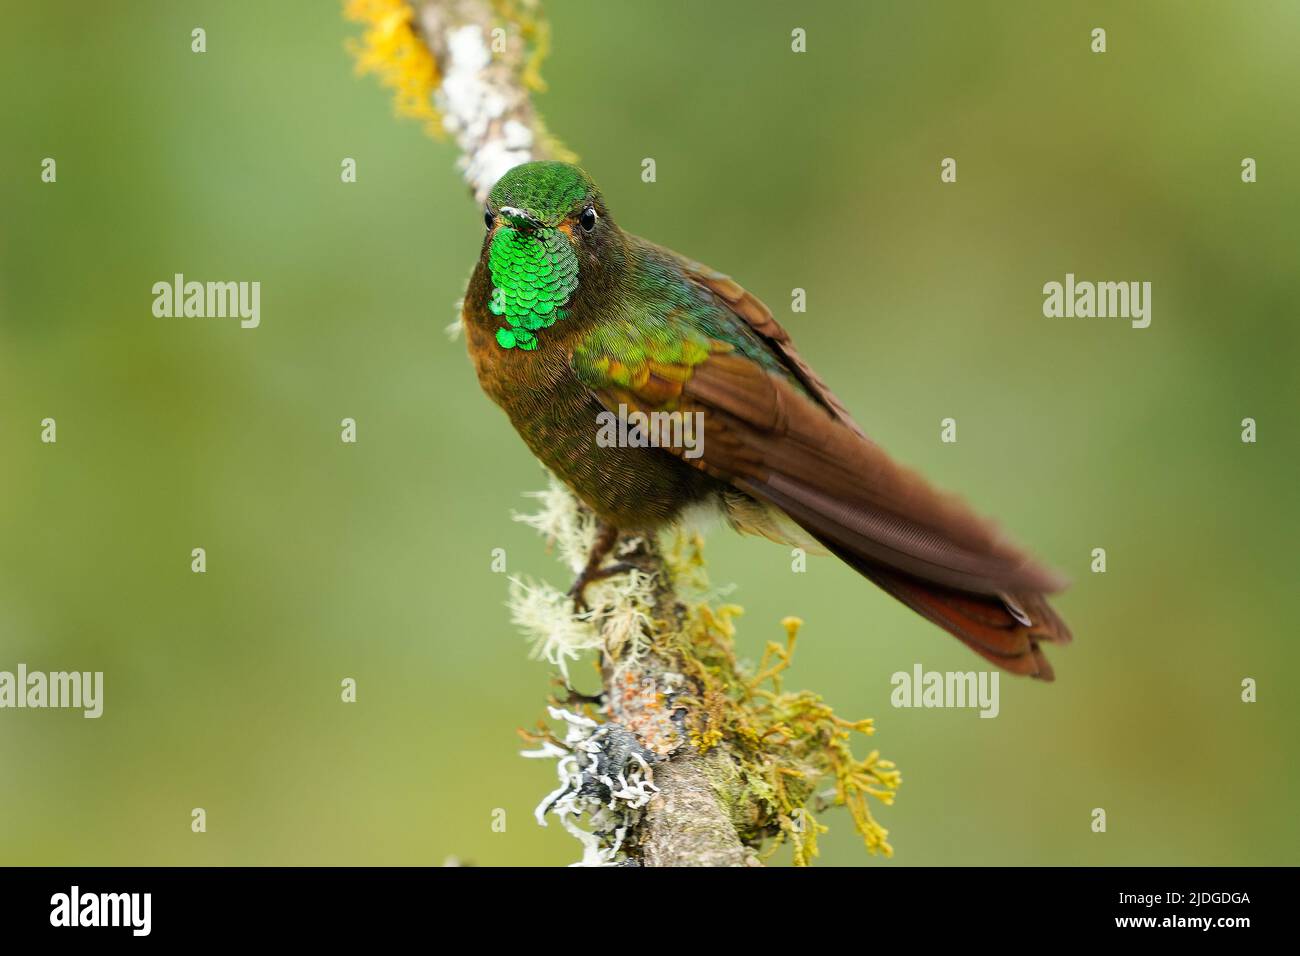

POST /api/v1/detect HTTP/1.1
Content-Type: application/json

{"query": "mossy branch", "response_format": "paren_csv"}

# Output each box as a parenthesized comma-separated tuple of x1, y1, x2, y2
(512, 479, 899, 866)
(345, 0, 572, 200)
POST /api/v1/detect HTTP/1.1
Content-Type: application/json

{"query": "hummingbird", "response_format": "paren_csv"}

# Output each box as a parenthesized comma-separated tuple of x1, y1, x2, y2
(463, 161, 1072, 679)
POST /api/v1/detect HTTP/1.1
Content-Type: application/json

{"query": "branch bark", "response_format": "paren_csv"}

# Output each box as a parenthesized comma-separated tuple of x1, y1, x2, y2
(597, 538, 760, 867)
(410, 0, 569, 200)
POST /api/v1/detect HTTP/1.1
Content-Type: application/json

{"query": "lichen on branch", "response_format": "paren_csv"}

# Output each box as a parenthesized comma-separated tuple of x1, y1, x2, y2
(344, 0, 573, 199)
(513, 476, 901, 866)
(344, 0, 443, 134)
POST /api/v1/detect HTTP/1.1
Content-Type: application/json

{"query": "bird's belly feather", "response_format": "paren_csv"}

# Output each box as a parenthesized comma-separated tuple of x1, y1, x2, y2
(468, 322, 716, 530)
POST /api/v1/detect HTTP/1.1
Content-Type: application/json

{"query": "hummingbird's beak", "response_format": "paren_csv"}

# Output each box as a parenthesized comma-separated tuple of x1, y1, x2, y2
(499, 206, 543, 231)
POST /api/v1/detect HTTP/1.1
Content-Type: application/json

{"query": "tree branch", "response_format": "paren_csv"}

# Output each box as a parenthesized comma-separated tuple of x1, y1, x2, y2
(512, 487, 760, 866)
(595, 537, 760, 867)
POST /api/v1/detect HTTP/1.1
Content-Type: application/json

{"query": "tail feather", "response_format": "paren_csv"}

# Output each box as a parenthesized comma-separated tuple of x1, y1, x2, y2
(734, 474, 1071, 680)
(849, 555, 1069, 681)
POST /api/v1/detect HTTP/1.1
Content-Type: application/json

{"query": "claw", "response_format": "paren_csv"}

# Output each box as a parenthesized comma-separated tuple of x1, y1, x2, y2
(568, 561, 638, 611)
(567, 521, 625, 611)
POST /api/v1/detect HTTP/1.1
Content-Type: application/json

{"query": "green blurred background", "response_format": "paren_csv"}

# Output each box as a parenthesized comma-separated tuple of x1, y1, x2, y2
(2, 0, 1297, 866)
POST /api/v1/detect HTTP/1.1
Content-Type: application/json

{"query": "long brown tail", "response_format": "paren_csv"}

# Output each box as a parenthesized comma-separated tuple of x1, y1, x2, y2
(734, 458, 1073, 680)
(826, 541, 1072, 680)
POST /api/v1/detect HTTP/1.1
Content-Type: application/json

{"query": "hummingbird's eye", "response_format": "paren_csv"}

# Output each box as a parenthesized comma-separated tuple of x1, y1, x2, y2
(579, 206, 597, 232)
(484, 208, 494, 229)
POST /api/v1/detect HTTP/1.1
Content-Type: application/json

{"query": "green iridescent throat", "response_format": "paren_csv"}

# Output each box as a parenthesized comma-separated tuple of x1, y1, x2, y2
(488, 227, 579, 351)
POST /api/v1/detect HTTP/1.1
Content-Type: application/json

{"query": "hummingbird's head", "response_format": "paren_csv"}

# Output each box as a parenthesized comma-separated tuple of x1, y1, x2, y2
(485, 160, 607, 235)
(479, 162, 619, 351)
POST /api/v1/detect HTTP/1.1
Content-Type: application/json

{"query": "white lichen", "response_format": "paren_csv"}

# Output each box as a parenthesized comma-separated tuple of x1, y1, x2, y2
(510, 478, 674, 864)
(599, 573, 655, 669)
(526, 706, 659, 867)
(512, 476, 596, 574)
(508, 479, 660, 686)
(508, 576, 602, 681)
(435, 23, 536, 200)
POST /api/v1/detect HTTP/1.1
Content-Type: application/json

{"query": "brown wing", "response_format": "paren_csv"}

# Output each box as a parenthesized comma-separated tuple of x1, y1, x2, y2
(657, 246, 869, 440)
(573, 266, 1072, 679)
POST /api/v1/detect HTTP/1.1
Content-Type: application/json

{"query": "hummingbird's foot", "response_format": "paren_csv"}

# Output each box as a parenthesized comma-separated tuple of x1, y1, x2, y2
(567, 561, 639, 612)
(567, 521, 634, 612)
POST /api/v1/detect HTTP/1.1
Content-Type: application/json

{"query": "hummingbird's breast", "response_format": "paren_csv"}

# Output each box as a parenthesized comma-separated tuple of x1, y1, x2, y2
(463, 264, 720, 531)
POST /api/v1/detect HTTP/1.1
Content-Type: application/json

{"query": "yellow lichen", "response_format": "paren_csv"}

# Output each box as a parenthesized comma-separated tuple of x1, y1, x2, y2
(344, 0, 443, 136)
(344, 0, 569, 150)
(492, 0, 551, 92)
(517, 510, 899, 866)
(666, 533, 902, 865)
